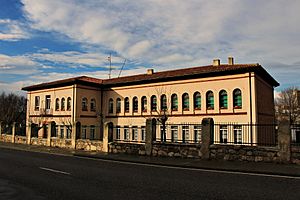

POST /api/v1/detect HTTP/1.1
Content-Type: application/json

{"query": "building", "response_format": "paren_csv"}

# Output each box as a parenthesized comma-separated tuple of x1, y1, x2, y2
(22, 57, 279, 145)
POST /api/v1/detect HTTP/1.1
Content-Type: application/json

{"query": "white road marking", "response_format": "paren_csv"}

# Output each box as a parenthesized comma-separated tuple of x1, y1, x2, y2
(74, 155, 300, 180)
(39, 167, 71, 175)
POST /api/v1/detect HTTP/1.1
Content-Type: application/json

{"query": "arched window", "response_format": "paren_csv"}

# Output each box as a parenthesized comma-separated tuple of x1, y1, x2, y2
(67, 97, 71, 111)
(193, 92, 201, 110)
(90, 98, 96, 111)
(55, 98, 59, 111)
(233, 89, 242, 108)
(206, 91, 214, 109)
(219, 90, 228, 109)
(82, 97, 88, 111)
(151, 95, 157, 111)
(133, 97, 138, 112)
(141, 96, 147, 112)
(182, 93, 189, 110)
(171, 94, 178, 111)
(108, 98, 113, 113)
(116, 98, 121, 113)
(124, 97, 129, 113)
(161, 94, 167, 111)
(61, 98, 65, 111)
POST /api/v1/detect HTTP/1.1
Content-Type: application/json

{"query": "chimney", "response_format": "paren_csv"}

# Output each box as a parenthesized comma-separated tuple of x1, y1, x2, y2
(228, 56, 234, 65)
(147, 69, 154, 75)
(213, 59, 220, 66)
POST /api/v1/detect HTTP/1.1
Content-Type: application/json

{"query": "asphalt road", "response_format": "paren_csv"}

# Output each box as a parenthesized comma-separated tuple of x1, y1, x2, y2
(0, 148, 299, 200)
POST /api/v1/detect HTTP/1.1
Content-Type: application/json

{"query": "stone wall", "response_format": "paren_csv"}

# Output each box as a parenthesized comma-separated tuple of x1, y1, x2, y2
(109, 142, 146, 155)
(76, 139, 103, 151)
(209, 145, 281, 162)
(30, 138, 47, 146)
(152, 143, 202, 158)
(291, 146, 300, 164)
(51, 138, 73, 149)
(14, 136, 27, 144)
(0, 134, 12, 143)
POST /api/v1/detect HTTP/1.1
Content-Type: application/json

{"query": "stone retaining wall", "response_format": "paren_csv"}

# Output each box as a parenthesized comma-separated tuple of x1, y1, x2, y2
(291, 146, 300, 164)
(0, 134, 12, 143)
(152, 143, 202, 158)
(76, 139, 103, 151)
(51, 138, 72, 149)
(15, 136, 27, 144)
(109, 142, 146, 155)
(30, 138, 47, 146)
(210, 145, 280, 162)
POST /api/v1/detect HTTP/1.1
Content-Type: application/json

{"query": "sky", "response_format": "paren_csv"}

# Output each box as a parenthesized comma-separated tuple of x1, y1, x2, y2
(0, 0, 299, 95)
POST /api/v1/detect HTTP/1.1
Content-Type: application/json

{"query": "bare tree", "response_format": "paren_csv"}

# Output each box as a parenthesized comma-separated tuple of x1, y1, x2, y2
(275, 86, 300, 123)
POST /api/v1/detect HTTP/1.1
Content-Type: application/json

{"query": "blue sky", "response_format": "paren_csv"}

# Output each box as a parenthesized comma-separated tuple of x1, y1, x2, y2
(0, 0, 299, 95)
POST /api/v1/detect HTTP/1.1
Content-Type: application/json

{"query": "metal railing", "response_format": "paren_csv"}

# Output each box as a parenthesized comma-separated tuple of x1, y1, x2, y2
(155, 123, 202, 144)
(112, 126, 146, 143)
(291, 123, 300, 146)
(213, 123, 278, 146)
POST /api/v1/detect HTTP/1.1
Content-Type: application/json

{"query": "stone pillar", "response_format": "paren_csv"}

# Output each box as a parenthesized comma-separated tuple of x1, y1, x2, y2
(71, 121, 78, 149)
(145, 118, 156, 156)
(47, 122, 52, 147)
(200, 118, 214, 159)
(103, 122, 110, 152)
(11, 122, 16, 143)
(26, 123, 32, 145)
(277, 120, 291, 163)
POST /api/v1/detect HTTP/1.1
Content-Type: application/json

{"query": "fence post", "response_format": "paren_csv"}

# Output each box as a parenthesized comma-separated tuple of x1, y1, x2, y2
(71, 121, 78, 149)
(26, 123, 31, 145)
(200, 118, 214, 159)
(11, 122, 16, 143)
(0, 121, 2, 140)
(103, 122, 111, 153)
(277, 120, 291, 163)
(145, 118, 156, 156)
(47, 122, 52, 147)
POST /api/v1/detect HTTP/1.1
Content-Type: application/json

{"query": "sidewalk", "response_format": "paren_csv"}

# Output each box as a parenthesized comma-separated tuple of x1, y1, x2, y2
(1, 141, 300, 177)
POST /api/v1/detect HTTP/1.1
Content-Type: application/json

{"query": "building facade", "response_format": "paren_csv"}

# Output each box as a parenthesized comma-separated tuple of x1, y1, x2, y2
(22, 58, 279, 144)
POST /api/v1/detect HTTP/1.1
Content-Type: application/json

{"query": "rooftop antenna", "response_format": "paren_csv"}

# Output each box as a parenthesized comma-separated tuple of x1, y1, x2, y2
(108, 53, 112, 79)
(118, 59, 127, 78)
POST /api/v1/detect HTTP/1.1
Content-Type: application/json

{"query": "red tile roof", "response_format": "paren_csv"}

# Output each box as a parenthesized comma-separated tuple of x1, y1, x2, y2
(22, 63, 279, 91)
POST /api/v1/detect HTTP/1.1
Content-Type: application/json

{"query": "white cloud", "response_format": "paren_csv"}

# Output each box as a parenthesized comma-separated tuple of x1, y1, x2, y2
(0, 54, 40, 74)
(0, 19, 30, 41)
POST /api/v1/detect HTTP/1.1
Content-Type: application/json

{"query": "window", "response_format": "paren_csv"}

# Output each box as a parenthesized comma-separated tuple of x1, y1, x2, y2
(67, 97, 71, 111)
(132, 126, 138, 141)
(116, 98, 121, 113)
(45, 95, 51, 110)
(233, 89, 242, 108)
(34, 96, 40, 111)
(81, 126, 87, 139)
(90, 125, 95, 140)
(141, 96, 147, 112)
(206, 91, 214, 109)
(220, 125, 228, 143)
(171, 94, 178, 111)
(141, 126, 146, 142)
(124, 126, 129, 140)
(116, 126, 121, 140)
(194, 125, 202, 143)
(234, 125, 242, 144)
(124, 97, 129, 113)
(55, 98, 59, 111)
(82, 97, 88, 111)
(60, 126, 64, 138)
(66, 125, 71, 139)
(54, 125, 59, 137)
(90, 98, 96, 112)
(133, 97, 138, 112)
(171, 126, 178, 142)
(193, 92, 201, 110)
(108, 98, 113, 113)
(61, 98, 65, 111)
(160, 94, 167, 111)
(160, 126, 166, 142)
(182, 125, 189, 143)
(182, 93, 189, 110)
(219, 90, 228, 109)
(151, 95, 157, 111)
